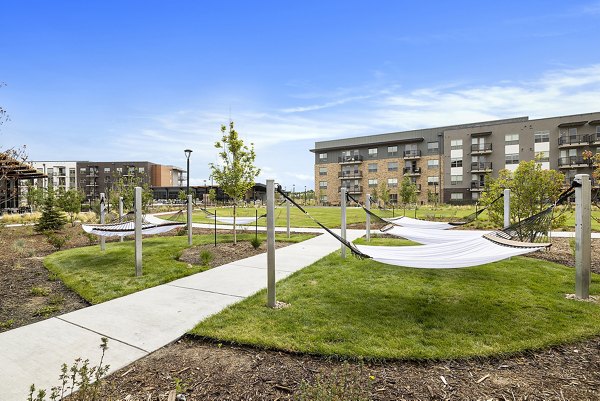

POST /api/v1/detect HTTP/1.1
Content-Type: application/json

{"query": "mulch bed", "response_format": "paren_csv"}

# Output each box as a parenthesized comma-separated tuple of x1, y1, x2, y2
(2, 224, 600, 400)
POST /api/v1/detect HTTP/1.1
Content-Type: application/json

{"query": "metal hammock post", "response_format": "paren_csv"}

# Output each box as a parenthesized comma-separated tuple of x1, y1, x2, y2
(214, 209, 217, 247)
(341, 187, 347, 259)
(266, 179, 276, 308)
(119, 196, 124, 242)
(134, 187, 142, 277)
(575, 174, 591, 299)
(100, 193, 106, 251)
(286, 197, 290, 239)
(187, 194, 193, 246)
(503, 189, 511, 229)
(366, 193, 371, 242)
(255, 209, 258, 242)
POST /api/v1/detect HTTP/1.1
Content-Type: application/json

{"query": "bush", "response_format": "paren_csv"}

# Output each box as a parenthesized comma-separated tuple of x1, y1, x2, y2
(250, 237, 262, 249)
(30, 287, 50, 297)
(199, 250, 213, 266)
(35, 190, 67, 232)
(45, 232, 70, 250)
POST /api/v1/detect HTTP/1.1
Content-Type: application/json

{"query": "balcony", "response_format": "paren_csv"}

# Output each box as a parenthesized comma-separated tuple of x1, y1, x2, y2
(86, 172, 99, 177)
(558, 134, 590, 147)
(403, 166, 422, 176)
(415, 184, 422, 192)
(338, 155, 363, 164)
(338, 185, 363, 194)
(593, 132, 600, 145)
(470, 181, 485, 191)
(471, 162, 493, 172)
(338, 171, 363, 179)
(470, 143, 493, 154)
(558, 156, 592, 168)
(403, 150, 422, 159)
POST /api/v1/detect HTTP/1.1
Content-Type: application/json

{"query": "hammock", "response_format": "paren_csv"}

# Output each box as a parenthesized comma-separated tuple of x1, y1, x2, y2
(355, 234, 550, 269)
(82, 211, 185, 237)
(199, 207, 266, 225)
(346, 192, 504, 230)
(382, 225, 492, 245)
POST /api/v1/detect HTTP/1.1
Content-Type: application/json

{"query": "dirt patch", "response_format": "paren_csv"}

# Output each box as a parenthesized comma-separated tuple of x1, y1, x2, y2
(530, 237, 600, 274)
(179, 240, 294, 268)
(4, 225, 600, 400)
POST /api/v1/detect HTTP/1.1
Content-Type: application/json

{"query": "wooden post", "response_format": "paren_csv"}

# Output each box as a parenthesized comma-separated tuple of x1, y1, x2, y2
(100, 193, 106, 251)
(503, 189, 511, 229)
(134, 187, 142, 277)
(266, 180, 276, 308)
(341, 187, 347, 259)
(575, 174, 591, 299)
(286, 198, 291, 239)
(187, 194, 193, 246)
(119, 196, 124, 242)
(366, 193, 371, 242)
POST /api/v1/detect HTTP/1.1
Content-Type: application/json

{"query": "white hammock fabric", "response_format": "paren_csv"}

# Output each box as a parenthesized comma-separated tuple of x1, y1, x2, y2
(383, 226, 492, 245)
(211, 216, 261, 225)
(384, 216, 455, 230)
(356, 235, 548, 269)
(83, 216, 185, 237)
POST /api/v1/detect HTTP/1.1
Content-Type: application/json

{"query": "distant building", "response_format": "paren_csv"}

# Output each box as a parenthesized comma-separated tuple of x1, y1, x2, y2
(312, 111, 600, 205)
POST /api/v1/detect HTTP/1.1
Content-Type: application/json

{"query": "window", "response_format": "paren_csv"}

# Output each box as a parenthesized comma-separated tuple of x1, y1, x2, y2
(389, 194, 398, 204)
(505, 134, 519, 145)
(387, 146, 398, 156)
(451, 175, 463, 185)
(387, 178, 398, 188)
(104, 167, 111, 173)
(427, 176, 439, 185)
(367, 163, 378, 173)
(69, 168, 75, 176)
(319, 181, 328, 189)
(387, 162, 398, 171)
(450, 139, 462, 150)
(450, 193, 464, 200)
(568, 127, 577, 137)
(319, 153, 327, 161)
(319, 167, 327, 176)
(47, 168, 53, 177)
(320, 195, 328, 203)
(427, 141, 439, 154)
(472, 192, 480, 200)
(536, 151, 550, 162)
(534, 131, 550, 143)
(139, 167, 145, 173)
(427, 159, 439, 169)
(505, 153, 519, 165)
(368, 179, 378, 187)
(79, 168, 86, 174)
(368, 148, 378, 157)
(450, 158, 462, 168)
(596, 126, 600, 134)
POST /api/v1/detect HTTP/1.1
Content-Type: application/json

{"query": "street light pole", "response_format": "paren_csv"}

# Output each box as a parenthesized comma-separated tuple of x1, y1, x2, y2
(184, 149, 193, 197)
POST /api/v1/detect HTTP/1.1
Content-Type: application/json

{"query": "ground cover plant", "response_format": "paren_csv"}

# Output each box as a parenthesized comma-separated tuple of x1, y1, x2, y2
(191, 237, 600, 360)
(44, 232, 313, 304)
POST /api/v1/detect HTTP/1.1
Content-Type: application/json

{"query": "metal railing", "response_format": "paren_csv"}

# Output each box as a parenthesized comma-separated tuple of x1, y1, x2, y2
(471, 161, 492, 171)
(338, 155, 364, 163)
(470, 143, 492, 152)
(558, 134, 591, 146)
(338, 171, 362, 178)
(557, 156, 592, 167)
(403, 167, 422, 174)
(471, 181, 485, 189)
(338, 185, 363, 194)
(403, 150, 422, 158)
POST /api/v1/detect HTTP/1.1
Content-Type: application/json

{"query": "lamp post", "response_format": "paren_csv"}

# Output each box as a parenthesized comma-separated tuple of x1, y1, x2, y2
(184, 149, 193, 196)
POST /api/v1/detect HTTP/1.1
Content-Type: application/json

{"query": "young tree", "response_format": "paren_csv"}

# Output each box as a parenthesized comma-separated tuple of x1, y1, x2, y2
(35, 188, 67, 232)
(209, 121, 260, 244)
(25, 183, 45, 212)
(370, 186, 378, 208)
(378, 182, 390, 209)
(177, 189, 187, 203)
(480, 160, 566, 238)
(208, 188, 217, 205)
(57, 188, 85, 226)
(399, 177, 418, 215)
(109, 174, 153, 214)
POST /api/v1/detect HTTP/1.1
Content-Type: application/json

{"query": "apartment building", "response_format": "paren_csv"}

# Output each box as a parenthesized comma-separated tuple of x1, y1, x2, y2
(312, 112, 600, 205)
(30, 161, 185, 201)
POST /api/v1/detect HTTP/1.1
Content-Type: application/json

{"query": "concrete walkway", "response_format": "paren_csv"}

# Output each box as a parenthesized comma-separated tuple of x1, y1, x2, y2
(0, 228, 363, 401)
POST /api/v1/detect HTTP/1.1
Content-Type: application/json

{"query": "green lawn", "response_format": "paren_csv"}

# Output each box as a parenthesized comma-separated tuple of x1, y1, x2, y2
(190, 237, 600, 360)
(164, 205, 600, 231)
(44, 233, 312, 304)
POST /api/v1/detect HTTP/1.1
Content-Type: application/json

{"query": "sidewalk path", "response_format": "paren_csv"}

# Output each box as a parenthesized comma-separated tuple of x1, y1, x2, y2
(0, 228, 363, 401)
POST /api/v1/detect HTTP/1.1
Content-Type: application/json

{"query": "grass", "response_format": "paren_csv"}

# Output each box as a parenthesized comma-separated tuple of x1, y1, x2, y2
(190, 238, 600, 360)
(44, 233, 313, 304)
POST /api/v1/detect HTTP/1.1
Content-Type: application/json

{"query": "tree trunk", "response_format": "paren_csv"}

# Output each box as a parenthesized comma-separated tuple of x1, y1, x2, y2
(233, 202, 237, 244)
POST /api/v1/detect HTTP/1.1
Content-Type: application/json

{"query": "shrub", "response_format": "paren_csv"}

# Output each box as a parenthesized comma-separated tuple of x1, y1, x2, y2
(31, 287, 51, 297)
(84, 232, 97, 245)
(199, 250, 213, 266)
(28, 338, 109, 401)
(35, 190, 67, 232)
(250, 237, 262, 249)
(294, 362, 371, 401)
(45, 232, 70, 250)
(0, 319, 14, 330)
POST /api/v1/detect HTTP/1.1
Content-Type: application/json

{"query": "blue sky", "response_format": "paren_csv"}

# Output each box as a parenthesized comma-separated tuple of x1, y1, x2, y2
(2, 1, 600, 189)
